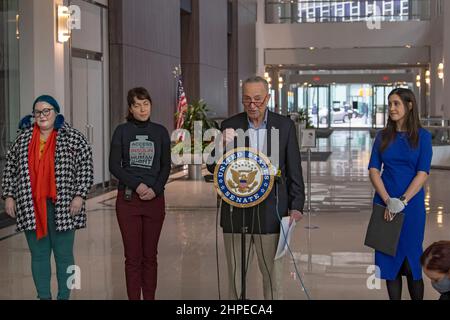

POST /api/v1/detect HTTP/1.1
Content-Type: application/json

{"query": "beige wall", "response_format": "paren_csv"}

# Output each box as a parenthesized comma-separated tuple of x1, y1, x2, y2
(109, 0, 258, 130)
(198, 0, 228, 119)
(19, 0, 69, 116)
(181, 0, 228, 119)
(109, 0, 181, 133)
(237, 0, 257, 114)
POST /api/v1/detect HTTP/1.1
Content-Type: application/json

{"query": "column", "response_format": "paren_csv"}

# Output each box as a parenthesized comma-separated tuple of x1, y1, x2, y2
(256, 0, 266, 76)
(274, 69, 280, 113)
(420, 68, 427, 118)
(430, 45, 444, 117)
(443, 0, 450, 118)
(19, 0, 68, 116)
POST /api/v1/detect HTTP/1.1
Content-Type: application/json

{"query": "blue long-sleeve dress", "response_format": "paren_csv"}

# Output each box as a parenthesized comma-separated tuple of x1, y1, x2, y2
(368, 128, 433, 280)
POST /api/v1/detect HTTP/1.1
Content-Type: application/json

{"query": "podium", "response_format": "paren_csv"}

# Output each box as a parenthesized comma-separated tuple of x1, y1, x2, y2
(214, 147, 275, 300)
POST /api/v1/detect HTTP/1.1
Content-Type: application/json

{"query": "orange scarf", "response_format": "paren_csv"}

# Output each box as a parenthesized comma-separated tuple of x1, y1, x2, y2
(28, 124, 58, 240)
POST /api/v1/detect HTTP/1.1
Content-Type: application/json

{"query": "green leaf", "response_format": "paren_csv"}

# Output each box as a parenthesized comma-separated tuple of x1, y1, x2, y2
(175, 99, 219, 153)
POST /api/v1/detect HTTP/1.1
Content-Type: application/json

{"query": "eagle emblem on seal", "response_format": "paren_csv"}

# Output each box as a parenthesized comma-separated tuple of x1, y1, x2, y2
(228, 169, 258, 194)
(214, 148, 275, 208)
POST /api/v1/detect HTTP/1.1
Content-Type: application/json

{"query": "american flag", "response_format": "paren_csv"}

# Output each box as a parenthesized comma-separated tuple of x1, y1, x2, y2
(175, 77, 188, 131)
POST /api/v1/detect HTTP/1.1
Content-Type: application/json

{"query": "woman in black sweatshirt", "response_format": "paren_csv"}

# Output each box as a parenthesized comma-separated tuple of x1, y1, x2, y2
(109, 87, 171, 300)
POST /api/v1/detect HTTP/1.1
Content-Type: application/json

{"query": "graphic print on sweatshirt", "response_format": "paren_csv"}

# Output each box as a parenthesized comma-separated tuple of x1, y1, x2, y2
(129, 135, 155, 169)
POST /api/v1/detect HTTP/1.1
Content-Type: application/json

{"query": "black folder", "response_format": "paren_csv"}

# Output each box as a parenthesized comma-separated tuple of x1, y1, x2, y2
(364, 203, 405, 257)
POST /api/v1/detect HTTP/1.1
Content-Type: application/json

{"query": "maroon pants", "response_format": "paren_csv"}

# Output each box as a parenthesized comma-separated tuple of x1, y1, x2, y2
(116, 190, 165, 300)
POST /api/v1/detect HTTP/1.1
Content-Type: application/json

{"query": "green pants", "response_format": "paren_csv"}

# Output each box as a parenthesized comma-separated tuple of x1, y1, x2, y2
(25, 200, 75, 300)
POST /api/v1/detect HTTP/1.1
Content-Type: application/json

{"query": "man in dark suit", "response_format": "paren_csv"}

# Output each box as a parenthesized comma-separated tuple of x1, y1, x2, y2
(207, 76, 305, 300)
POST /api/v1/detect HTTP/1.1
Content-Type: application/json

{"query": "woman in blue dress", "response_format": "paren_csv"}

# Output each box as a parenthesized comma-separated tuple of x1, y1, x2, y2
(368, 88, 433, 300)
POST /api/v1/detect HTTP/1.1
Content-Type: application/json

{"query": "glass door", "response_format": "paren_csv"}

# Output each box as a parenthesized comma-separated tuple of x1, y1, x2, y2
(0, 0, 20, 160)
(70, 0, 108, 186)
(372, 85, 394, 128)
(268, 88, 276, 112)
(0, 0, 20, 222)
(72, 56, 105, 185)
(307, 85, 330, 128)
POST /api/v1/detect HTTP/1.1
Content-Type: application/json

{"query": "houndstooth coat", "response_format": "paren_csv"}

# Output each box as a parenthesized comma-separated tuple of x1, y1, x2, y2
(1, 123, 94, 232)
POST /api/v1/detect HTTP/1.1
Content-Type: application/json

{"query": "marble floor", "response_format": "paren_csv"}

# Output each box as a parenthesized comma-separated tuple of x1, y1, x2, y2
(0, 130, 449, 300)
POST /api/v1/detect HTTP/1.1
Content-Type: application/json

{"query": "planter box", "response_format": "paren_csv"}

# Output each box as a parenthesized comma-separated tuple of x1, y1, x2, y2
(188, 164, 203, 180)
(315, 128, 333, 139)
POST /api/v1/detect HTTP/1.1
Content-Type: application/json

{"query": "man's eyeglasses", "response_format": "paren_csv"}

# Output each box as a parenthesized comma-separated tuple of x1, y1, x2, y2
(242, 95, 268, 108)
(33, 108, 54, 118)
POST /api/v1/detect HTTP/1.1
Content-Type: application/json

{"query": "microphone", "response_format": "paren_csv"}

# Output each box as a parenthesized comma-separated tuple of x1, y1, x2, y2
(274, 169, 283, 184)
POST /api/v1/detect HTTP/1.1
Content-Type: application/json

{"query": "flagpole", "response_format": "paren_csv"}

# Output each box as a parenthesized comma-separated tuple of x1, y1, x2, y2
(173, 65, 181, 123)
(173, 64, 187, 141)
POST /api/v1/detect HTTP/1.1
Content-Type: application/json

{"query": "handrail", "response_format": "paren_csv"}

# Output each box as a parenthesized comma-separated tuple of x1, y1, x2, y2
(423, 125, 450, 129)
(421, 118, 450, 127)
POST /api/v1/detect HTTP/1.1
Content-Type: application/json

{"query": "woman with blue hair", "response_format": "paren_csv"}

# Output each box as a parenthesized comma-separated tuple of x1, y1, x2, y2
(1, 95, 94, 300)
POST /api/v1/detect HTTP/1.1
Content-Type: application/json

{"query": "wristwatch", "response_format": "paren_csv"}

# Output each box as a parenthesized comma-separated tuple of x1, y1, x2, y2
(399, 195, 408, 206)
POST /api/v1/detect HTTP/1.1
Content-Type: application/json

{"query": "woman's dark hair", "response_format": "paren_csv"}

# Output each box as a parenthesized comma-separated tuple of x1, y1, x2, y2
(126, 87, 153, 121)
(421, 241, 450, 274)
(380, 88, 421, 152)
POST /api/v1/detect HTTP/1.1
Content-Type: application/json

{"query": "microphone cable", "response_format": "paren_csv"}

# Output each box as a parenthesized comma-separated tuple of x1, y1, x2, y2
(229, 206, 240, 299)
(274, 179, 312, 300)
(243, 208, 257, 289)
(216, 198, 222, 300)
(256, 203, 274, 300)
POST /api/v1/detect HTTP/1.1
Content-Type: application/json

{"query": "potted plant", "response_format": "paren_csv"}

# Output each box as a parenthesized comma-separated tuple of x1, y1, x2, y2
(298, 109, 313, 129)
(173, 99, 219, 180)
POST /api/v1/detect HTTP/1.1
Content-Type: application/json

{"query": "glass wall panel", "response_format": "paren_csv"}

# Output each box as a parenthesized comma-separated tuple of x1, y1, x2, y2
(0, 0, 20, 217)
(0, 0, 20, 163)
(266, 0, 430, 24)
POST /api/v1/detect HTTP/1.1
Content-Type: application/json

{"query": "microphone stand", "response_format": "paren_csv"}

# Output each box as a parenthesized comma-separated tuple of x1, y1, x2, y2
(241, 209, 248, 300)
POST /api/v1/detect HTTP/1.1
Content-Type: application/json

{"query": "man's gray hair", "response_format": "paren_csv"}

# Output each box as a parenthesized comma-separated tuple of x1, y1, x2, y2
(242, 76, 269, 92)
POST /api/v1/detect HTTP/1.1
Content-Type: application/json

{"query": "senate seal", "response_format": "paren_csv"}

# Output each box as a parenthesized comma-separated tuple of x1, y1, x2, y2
(214, 147, 275, 208)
